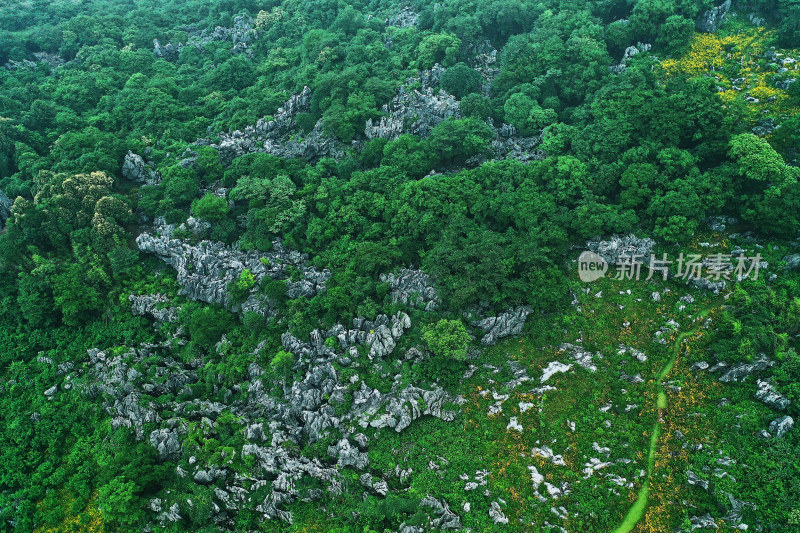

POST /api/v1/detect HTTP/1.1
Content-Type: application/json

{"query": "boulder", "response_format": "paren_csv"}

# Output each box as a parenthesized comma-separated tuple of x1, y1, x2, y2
(489, 501, 509, 524)
(122, 151, 161, 185)
(769, 415, 794, 437)
(755, 379, 790, 410)
(784, 254, 800, 270)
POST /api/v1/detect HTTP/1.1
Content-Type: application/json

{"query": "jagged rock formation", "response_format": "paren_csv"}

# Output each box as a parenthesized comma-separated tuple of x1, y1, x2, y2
(129, 293, 179, 323)
(697, 0, 731, 33)
(74, 296, 461, 528)
(136, 230, 329, 316)
(122, 151, 162, 185)
(783, 253, 800, 270)
(473, 306, 532, 345)
(364, 65, 543, 163)
(386, 6, 418, 28)
(717, 354, 773, 382)
(752, 117, 779, 137)
(205, 86, 343, 165)
(380, 268, 440, 311)
(364, 66, 459, 140)
(489, 501, 509, 524)
(154, 15, 257, 60)
(468, 40, 499, 92)
(755, 379, 790, 410)
(153, 39, 183, 61)
(417, 496, 462, 529)
(0, 189, 11, 228)
(190, 14, 257, 55)
(4, 51, 65, 71)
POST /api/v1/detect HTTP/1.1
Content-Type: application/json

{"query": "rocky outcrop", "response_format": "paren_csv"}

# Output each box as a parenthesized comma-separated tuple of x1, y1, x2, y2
(4, 52, 66, 71)
(769, 415, 793, 437)
(365, 69, 459, 140)
(690, 513, 718, 529)
(489, 501, 509, 524)
(752, 117, 778, 137)
(755, 379, 790, 410)
(610, 42, 651, 74)
(207, 87, 343, 165)
(122, 151, 161, 186)
(75, 287, 464, 528)
(352, 382, 460, 432)
(150, 428, 183, 461)
(191, 14, 257, 55)
(154, 15, 257, 60)
(386, 7, 418, 28)
(136, 231, 329, 315)
(697, 0, 731, 33)
(717, 354, 773, 382)
(380, 268, 440, 311)
(419, 496, 462, 529)
(586, 234, 655, 265)
(0, 189, 11, 228)
(783, 253, 800, 270)
(153, 39, 183, 61)
(129, 293, 179, 323)
(473, 306, 532, 345)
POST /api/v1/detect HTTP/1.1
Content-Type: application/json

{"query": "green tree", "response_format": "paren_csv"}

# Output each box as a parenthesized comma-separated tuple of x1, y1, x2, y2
(422, 319, 471, 361)
(191, 193, 229, 221)
(440, 63, 482, 99)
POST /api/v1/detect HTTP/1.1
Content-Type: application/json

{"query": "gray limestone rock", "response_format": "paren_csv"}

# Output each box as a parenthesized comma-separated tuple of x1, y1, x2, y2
(380, 269, 440, 311)
(769, 415, 794, 437)
(474, 306, 532, 345)
(129, 293, 179, 323)
(419, 496, 462, 529)
(697, 0, 731, 33)
(150, 428, 183, 461)
(784, 253, 800, 270)
(687, 470, 709, 490)
(122, 151, 161, 185)
(755, 379, 790, 410)
(136, 231, 329, 316)
(489, 501, 509, 524)
(690, 513, 718, 529)
(718, 354, 773, 382)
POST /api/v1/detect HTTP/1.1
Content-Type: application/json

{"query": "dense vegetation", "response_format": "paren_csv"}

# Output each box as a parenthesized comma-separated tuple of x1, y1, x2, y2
(0, 0, 799, 531)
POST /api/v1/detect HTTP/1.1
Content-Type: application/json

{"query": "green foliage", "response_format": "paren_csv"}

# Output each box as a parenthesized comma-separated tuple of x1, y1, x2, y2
(422, 318, 471, 362)
(191, 193, 229, 221)
(2, 1, 800, 530)
(188, 305, 233, 348)
(440, 62, 482, 98)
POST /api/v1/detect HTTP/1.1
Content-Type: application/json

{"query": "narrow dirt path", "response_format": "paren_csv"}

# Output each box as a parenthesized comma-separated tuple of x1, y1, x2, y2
(612, 305, 717, 533)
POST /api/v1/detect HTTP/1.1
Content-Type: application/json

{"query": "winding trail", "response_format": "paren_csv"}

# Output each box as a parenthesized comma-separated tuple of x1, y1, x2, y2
(612, 305, 717, 533)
